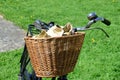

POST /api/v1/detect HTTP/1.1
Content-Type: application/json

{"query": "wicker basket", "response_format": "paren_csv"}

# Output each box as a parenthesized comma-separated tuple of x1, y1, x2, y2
(24, 32, 85, 77)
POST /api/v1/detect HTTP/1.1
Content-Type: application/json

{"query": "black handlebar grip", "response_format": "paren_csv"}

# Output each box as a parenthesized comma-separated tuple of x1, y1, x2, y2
(102, 18, 111, 26)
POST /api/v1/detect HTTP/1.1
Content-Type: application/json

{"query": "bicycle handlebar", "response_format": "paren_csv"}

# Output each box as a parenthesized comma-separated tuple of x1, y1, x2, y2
(87, 12, 111, 26)
(72, 12, 111, 37)
(28, 12, 111, 37)
(74, 17, 111, 30)
(72, 17, 111, 37)
(101, 18, 111, 26)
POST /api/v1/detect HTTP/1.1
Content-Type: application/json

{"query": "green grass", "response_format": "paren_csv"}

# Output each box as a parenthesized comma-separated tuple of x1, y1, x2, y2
(0, 49, 22, 80)
(0, 0, 120, 80)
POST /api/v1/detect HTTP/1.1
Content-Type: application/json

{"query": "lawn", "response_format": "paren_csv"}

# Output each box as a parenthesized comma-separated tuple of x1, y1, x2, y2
(0, 0, 120, 80)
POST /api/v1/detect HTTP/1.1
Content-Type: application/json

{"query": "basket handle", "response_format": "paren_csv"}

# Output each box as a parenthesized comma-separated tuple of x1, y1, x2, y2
(26, 24, 34, 36)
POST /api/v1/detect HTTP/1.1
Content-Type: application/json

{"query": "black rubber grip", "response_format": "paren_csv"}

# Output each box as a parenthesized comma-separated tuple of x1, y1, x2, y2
(102, 18, 111, 26)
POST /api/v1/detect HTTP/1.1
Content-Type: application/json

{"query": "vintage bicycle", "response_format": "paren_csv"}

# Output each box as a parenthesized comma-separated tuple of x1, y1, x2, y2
(18, 12, 111, 80)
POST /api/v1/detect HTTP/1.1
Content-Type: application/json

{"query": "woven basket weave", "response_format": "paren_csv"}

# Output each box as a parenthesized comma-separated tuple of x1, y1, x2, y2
(24, 32, 85, 77)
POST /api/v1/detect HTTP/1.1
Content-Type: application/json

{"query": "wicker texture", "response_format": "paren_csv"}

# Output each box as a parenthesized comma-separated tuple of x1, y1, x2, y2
(24, 32, 85, 77)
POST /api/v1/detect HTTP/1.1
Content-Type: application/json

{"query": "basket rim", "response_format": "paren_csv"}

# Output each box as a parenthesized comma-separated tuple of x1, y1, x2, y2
(24, 32, 85, 40)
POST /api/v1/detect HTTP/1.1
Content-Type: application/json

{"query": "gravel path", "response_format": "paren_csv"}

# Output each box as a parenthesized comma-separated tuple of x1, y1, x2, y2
(0, 16, 26, 52)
